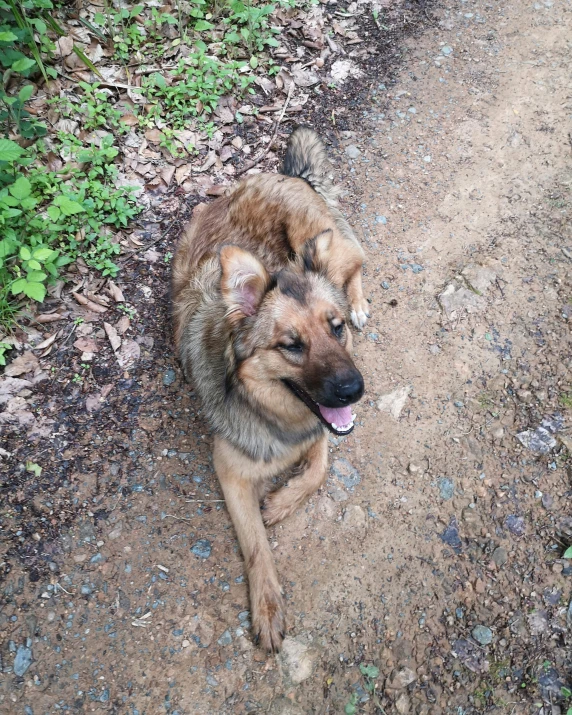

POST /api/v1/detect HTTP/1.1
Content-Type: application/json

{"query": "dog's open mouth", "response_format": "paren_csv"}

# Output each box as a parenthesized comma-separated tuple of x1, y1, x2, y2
(282, 380, 356, 436)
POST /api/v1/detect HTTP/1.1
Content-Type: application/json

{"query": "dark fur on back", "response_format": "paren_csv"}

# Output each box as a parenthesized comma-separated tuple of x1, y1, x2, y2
(281, 126, 340, 206)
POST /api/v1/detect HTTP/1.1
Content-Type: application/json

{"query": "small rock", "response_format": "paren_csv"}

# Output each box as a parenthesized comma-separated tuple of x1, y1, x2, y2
(441, 45, 453, 55)
(327, 487, 348, 503)
(342, 505, 366, 529)
(438, 477, 454, 500)
(345, 145, 361, 159)
(377, 385, 411, 419)
(492, 546, 508, 567)
(505, 515, 526, 537)
(440, 516, 462, 554)
(279, 637, 319, 684)
(527, 609, 549, 636)
(395, 693, 411, 714)
(14, 645, 33, 676)
(381, 281, 390, 289)
(387, 667, 416, 690)
(217, 629, 232, 647)
(331, 458, 360, 489)
(191, 539, 212, 559)
(541, 493, 554, 510)
(163, 368, 176, 386)
(472, 625, 493, 646)
(375, 215, 387, 225)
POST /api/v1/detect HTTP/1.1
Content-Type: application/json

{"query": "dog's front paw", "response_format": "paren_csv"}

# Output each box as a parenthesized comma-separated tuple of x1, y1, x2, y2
(262, 490, 298, 527)
(350, 299, 370, 330)
(251, 580, 286, 653)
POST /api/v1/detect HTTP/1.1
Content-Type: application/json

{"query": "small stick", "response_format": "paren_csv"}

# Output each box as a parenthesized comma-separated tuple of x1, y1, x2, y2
(163, 513, 193, 522)
(185, 499, 225, 503)
(236, 82, 295, 176)
(121, 217, 179, 266)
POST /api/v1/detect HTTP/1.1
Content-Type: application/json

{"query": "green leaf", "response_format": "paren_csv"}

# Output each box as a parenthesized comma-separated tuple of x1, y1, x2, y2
(564, 546, 572, 559)
(9, 176, 31, 200)
(72, 45, 103, 78)
(33, 247, 56, 261)
(0, 138, 23, 162)
(18, 84, 34, 103)
(19, 245, 31, 261)
(0, 31, 18, 42)
(23, 281, 46, 301)
(11, 278, 27, 295)
(0, 238, 18, 258)
(53, 195, 85, 216)
(249, 56, 258, 69)
(195, 20, 214, 31)
(26, 270, 47, 282)
(26, 461, 42, 476)
(47, 205, 60, 221)
(11, 57, 36, 73)
(359, 664, 380, 679)
(130, 4, 144, 16)
(27, 259, 42, 270)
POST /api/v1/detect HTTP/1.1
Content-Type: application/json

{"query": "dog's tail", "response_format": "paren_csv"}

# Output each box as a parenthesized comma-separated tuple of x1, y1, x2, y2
(282, 126, 340, 206)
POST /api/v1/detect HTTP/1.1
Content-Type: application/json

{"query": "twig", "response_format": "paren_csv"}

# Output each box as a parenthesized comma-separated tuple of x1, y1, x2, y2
(185, 499, 225, 503)
(163, 513, 193, 522)
(236, 83, 295, 176)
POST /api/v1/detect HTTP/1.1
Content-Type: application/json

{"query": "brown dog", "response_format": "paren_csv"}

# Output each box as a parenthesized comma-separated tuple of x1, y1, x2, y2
(171, 127, 368, 651)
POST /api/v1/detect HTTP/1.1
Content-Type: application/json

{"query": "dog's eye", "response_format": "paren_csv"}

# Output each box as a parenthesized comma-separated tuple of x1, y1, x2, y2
(332, 322, 345, 338)
(280, 342, 304, 353)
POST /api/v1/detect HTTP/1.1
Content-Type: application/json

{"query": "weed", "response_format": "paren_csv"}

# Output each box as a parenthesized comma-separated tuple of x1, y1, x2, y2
(344, 663, 381, 713)
(0, 134, 140, 330)
(142, 44, 254, 129)
(78, 82, 128, 134)
(72, 373, 83, 384)
(118, 304, 136, 319)
(560, 392, 572, 409)
(0, 339, 13, 365)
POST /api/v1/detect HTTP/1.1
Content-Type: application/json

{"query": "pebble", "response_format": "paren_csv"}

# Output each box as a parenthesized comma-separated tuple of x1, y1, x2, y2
(440, 516, 462, 554)
(441, 45, 453, 55)
(162, 368, 176, 386)
(217, 630, 232, 647)
(14, 644, 33, 676)
(387, 666, 416, 690)
(472, 625, 493, 645)
(330, 458, 361, 489)
(492, 546, 508, 567)
(541, 493, 554, 510)
(438, 477, 454, 500)
(423, 155, 432, 163)
(191, 539, 212, 559)
(375, 215, 387, 224)
(381, 281, 390, 289)
(342, 505, 366, 530)
(345, 145, 361, 159)
(279, 637, 319, 684)
(505, 515, 526, 536)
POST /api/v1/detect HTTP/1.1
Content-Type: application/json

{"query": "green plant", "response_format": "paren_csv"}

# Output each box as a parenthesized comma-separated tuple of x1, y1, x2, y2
(142, 43, 254, 128)
(118, 303, 136, 319)
(93, 3, 146, 60)
(78, 82, 127, 133)
(0, 135, 140, 329)
(344, 693, 359, 715)
(223, 0, 279, 53)
(560, 392, 572, 409)
(0, 339, 13, 365)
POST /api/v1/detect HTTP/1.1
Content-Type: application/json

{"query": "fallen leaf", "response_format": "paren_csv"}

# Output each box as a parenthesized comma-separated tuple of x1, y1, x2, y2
(33, 333, 58, 351)
(145, 128, 165, 143)
(73, 292, 107, 314)
(120, 113, 139, 127)
(104, 322, 122, 352)
(115, 316, 130, 335)
(35, 312, 65, 323)
(4, 351, 39, 377)
(175, 164, 192, 184)
(85, 394, 103, 413)
(85, 291, 110, 307)
(0, 377, 32, 405)
(106, 280, 125, 302)
(116, 339, 140, 369)
(55, 36, 74, 57)
(161, 165, 176, 186)
(26, 461, 42, 477)
(73, 337, 99, 353)
(292, 68, 321, 87)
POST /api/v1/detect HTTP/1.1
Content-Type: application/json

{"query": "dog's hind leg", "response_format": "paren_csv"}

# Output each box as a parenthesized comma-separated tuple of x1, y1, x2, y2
(262, 434, 328, 527)
(213, 436, 285, 652)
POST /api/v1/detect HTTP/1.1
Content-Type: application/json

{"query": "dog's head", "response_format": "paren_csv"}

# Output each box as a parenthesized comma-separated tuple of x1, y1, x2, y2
(219, 240, 364, 436)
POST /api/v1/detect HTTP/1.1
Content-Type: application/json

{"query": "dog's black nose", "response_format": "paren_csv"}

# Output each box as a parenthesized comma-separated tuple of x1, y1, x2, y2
(333, 373, 364, 405)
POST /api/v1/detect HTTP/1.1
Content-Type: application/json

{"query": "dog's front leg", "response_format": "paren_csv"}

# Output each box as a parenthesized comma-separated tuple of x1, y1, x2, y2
(213, 436, 285, 652)
(263, 433, 328, 526)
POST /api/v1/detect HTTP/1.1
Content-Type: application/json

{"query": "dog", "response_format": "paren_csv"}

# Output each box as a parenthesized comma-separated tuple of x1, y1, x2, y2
(171, 127, 368, 651)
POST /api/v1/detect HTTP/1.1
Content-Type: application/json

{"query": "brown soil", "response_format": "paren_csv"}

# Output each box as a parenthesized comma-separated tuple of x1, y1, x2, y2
(1, 0, 572, 713)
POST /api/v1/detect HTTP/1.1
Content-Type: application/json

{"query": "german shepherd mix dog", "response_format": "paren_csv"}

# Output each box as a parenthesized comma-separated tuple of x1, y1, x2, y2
(172, 127, 368, 652)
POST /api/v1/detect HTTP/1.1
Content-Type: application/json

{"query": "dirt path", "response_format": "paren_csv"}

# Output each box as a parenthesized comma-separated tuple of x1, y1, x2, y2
(2, 0, 572, 713)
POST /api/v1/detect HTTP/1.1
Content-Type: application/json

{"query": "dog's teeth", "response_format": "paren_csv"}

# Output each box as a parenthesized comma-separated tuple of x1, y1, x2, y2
(351, 413, 356, 421)
(332, 423, 338, 429)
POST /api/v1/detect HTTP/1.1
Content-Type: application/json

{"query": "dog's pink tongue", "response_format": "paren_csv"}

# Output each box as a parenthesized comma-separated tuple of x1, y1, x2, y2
(318, 405, 352, 427)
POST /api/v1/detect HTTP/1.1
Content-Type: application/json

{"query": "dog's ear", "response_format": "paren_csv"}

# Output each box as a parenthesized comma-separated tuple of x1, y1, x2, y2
(301, 229, 332, 274)
(220, 245, 271, 321)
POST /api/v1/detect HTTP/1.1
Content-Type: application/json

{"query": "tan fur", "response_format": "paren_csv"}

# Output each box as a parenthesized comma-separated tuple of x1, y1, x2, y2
(171, 129, 367, 651)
